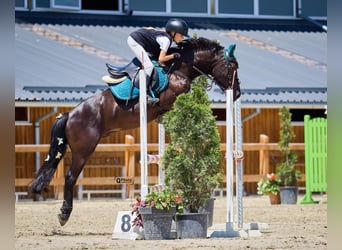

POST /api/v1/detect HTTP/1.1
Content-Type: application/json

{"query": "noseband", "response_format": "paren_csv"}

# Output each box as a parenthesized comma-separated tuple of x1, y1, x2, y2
(223, 46, 239, 90)
(224, 60, 239, 92)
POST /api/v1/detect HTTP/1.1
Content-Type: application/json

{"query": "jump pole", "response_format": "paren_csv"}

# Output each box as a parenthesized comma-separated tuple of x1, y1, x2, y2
(139, 61, 165, 198)
(158, 123, 165, 185)
(235, 96, 244, 229)
(211, 89, 248, 237)
(226, 89, 235, 232)
(234, 94, 265, 236)
(211, 87, 265, 237)
(139, 69, 148, 199)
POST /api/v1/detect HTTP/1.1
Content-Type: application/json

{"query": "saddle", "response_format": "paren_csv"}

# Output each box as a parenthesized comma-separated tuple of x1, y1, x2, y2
(103, 57, 161, 91)
(102, 58, 170, 106)
(103, 58, 141, 87)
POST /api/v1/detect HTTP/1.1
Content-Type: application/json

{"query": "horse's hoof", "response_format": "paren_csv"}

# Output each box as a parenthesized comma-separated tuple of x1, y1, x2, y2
(28, 183, 40, 194)
(33, 194, 45, 202)
(58, 213, 69, 226)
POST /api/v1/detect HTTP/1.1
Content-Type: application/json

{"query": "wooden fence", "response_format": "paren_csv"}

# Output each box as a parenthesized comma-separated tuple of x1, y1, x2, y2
(15, 134, 305, 200)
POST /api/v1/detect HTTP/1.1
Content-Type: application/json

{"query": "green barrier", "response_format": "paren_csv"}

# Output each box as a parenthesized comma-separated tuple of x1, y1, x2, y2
(300, 115, 327, 204)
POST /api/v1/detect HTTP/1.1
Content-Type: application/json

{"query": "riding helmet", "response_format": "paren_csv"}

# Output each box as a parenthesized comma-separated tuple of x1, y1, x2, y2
(165, 18, 189, 37)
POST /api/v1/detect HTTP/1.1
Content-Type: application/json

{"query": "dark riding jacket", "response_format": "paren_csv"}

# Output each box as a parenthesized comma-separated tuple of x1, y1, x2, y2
(130, 28, 172, 59)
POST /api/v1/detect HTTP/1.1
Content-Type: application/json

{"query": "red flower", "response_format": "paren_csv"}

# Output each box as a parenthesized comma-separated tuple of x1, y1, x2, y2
(267, 173, 276, 181)
(176, 196, 182, 203)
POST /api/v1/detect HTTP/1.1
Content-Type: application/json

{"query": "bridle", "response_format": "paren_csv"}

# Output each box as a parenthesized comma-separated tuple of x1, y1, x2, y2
(191, 47, 238, 92)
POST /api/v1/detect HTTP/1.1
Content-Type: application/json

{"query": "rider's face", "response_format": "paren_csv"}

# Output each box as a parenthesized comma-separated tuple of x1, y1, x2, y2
(173, 33, 184, 43)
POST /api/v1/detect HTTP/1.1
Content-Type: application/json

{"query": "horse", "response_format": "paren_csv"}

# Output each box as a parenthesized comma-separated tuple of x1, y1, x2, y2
(29, 37, 241, 226)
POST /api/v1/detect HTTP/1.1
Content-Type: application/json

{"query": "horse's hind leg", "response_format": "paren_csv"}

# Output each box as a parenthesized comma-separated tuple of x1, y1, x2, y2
(58, 123, 100, 226)
(58, 152, 91, 226)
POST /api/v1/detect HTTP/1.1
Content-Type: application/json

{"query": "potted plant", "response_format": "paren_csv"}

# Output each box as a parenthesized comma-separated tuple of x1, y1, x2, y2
(257, 173, 281, 204)
(131, 185, 183, 240)
(275, 106, 301, 204)
(161, 76, 223, 238)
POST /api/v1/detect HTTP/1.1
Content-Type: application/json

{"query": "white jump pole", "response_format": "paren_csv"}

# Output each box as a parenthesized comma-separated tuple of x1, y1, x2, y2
(211, 89, 248, 237)
(226, 89, 234, 231)
(158, 123, 165, 185)
(139, 69, 148, 199)
(235, 97, 244, 229)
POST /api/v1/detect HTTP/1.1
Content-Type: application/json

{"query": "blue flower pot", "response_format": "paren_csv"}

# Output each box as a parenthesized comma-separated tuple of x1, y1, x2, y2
(280, 186, 298, 204)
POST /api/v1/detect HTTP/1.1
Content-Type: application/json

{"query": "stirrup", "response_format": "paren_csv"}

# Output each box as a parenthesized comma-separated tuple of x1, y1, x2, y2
(147, 95, 159, 104)
(147, 89, 159, 104)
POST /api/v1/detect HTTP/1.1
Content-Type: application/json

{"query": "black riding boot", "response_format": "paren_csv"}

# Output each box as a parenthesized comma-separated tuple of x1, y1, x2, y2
(146, 69, 159, 104)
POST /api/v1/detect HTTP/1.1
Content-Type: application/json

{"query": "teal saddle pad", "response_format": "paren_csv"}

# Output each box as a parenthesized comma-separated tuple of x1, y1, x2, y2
(108, 66, 169, 101)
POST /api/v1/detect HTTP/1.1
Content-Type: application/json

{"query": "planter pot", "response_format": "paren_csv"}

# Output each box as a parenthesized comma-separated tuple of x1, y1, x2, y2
(198, 198, 215, 227)
(175, 213, 208, 239)
(139, 207, 176, 240)
(268, 193, 281, 205)
(280, 186, 298, 204)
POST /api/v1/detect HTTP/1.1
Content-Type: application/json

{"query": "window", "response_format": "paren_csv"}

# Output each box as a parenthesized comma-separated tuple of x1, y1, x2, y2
(129, 0, 166, 12)
(217, 0, 254, 15)
(259, 0, 294, 16)
(15, 107, 30, 124)
(15, 0, 27, 8)
(35, 0, 50, 8)
(290, 108, 326, 124)
(82, 0, 119, 11)
(51, 0, 81, 10)
(212, 108, 226, 122)
(172, 0, 208, 14)
(301, 0, 327, 17)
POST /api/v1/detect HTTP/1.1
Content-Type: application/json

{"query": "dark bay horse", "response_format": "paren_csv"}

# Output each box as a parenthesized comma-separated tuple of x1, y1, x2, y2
(29, 37, 241, 226)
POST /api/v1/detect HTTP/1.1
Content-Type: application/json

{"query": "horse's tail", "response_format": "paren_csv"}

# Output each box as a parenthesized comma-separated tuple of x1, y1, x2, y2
(29, 112, 69, 194)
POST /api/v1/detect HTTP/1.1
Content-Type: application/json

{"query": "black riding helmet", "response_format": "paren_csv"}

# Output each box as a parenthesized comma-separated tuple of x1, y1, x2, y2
(165, 18, 189, 37)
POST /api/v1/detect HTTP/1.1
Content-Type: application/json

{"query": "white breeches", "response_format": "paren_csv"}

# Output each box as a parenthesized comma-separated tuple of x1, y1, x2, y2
(127, 36, 154, 77)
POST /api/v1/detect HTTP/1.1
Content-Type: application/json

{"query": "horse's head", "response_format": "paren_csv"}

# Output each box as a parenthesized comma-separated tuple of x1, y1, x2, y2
(212, 43, 241, 101)
(168, 38, 241, 101)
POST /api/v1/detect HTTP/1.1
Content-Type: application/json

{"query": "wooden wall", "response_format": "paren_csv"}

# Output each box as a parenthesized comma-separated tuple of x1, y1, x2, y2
(15, 106, 305, 197)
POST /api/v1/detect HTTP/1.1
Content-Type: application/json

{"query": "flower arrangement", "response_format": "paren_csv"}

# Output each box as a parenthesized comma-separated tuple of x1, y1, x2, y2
(257, 173, 280, 195)
(131, 185, 183, 227)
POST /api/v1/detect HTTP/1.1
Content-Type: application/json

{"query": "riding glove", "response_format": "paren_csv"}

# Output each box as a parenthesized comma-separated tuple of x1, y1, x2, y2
(173, 53, 181, 59)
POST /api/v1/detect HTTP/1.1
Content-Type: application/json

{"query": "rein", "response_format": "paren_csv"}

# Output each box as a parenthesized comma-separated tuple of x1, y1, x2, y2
(192, 65, 215, 90)
(173, 70, 191, 82)
(192, 65, 214, 82)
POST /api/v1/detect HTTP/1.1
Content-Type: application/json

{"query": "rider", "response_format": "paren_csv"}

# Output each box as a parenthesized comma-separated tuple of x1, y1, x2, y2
(127, 18, 189, 103)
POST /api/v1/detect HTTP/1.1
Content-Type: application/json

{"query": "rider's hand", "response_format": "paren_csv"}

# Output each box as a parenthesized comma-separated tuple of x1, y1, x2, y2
(158, 62, 166, 67)
(173, 53, 181, 60)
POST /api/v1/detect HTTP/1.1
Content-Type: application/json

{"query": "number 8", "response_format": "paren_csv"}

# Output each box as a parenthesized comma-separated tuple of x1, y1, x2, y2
(121, 214, 131, 232)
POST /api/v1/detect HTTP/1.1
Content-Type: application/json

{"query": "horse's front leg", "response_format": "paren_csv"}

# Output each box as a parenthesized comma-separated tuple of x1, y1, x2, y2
(58, 164, 83, 226)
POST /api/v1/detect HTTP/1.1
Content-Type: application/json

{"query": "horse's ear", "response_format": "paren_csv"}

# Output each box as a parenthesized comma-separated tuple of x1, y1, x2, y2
(224, 44, 238, 68)
(225, 44, 236, 60)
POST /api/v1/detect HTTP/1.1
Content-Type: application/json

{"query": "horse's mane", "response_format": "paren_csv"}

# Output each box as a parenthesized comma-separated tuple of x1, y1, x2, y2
(179, 37, 224, 53)
(166, 37, 224, 71)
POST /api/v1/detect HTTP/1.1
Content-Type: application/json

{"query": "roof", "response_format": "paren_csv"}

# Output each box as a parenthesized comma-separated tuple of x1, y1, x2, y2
(15, 13, 327, 108)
